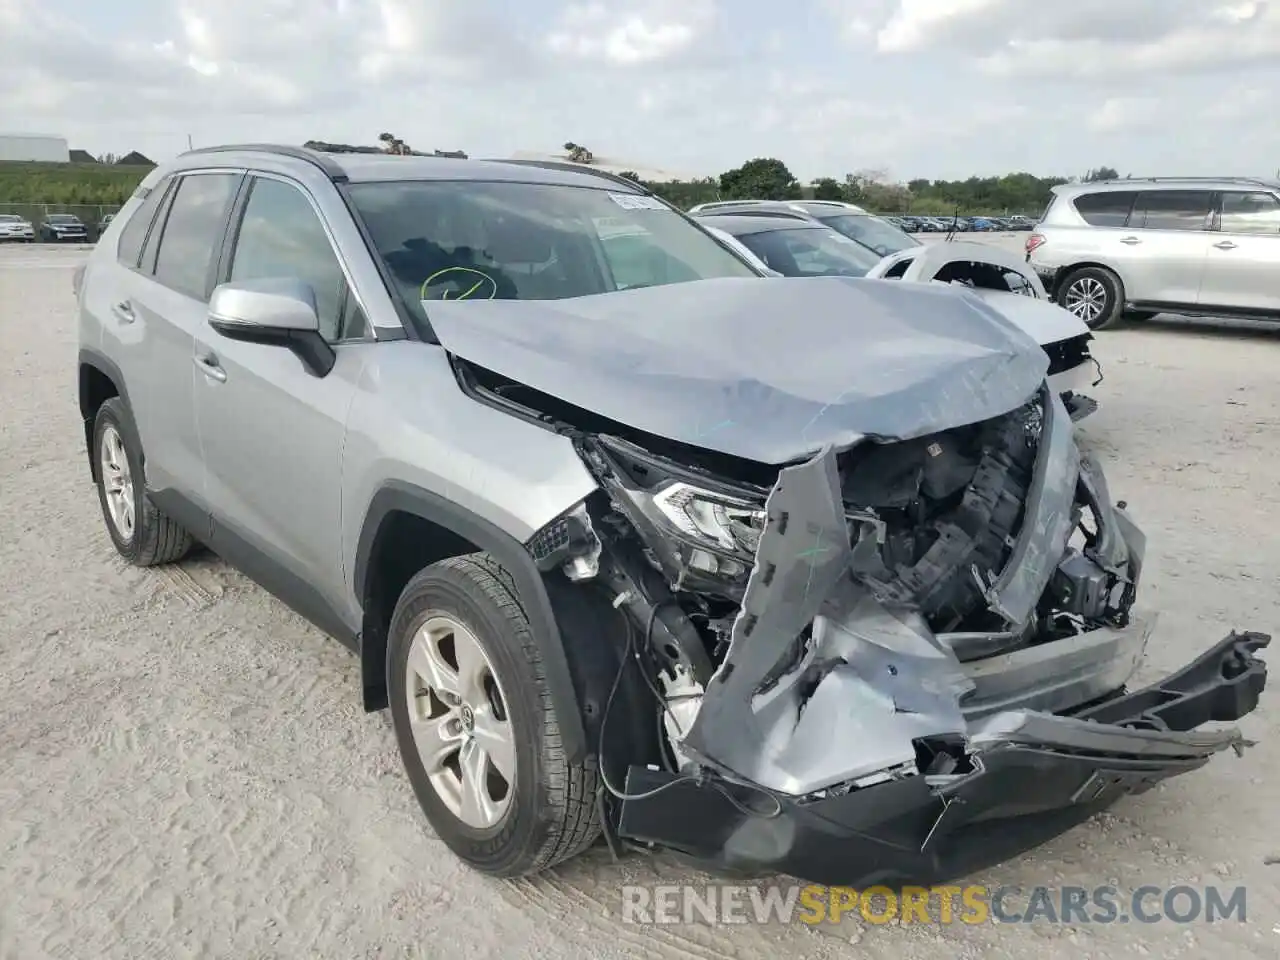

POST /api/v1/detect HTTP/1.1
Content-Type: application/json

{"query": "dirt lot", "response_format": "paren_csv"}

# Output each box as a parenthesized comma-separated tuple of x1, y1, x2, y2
(1, 243, 1278, 959)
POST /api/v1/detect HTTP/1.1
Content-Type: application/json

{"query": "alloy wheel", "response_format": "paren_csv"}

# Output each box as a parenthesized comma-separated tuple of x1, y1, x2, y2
(405, 614, 516, 829)
(99, 424, 135, 542)
(1064, 277, 1108, 325)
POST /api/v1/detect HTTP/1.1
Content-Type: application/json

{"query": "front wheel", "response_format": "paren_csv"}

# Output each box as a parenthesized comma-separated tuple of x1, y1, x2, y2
(387, 554, 600, 877)
(1058, 266, 1125, 330)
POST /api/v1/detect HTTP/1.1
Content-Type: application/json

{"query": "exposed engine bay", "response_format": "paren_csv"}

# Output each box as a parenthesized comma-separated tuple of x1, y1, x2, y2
(514, 374, 1175, 799)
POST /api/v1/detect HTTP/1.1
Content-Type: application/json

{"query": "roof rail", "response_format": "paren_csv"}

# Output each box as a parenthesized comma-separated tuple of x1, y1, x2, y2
(489, 158, 654, 194)
(179, 143, 349, 182)
(1088, 175, 1280, 189)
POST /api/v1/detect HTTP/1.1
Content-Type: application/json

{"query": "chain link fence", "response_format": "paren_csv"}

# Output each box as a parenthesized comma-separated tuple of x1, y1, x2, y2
(0, 202, 122, 240)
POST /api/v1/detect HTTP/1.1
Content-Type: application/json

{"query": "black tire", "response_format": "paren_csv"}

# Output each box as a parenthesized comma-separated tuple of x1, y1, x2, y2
(92, 397, 194, 566)
(387, 554, 600, 877)
(1057, 266, 1125, 330)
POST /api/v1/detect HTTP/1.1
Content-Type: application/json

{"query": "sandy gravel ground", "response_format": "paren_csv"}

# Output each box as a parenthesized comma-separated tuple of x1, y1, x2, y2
(1, 243, 1278, 959)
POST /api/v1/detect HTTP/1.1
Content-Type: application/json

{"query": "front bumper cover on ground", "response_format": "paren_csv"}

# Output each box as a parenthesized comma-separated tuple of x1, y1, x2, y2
(616, 630, 1269, 886)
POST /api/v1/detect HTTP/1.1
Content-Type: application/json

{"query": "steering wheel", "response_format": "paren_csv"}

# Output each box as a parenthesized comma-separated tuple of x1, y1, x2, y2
(420, 266, 500, 301)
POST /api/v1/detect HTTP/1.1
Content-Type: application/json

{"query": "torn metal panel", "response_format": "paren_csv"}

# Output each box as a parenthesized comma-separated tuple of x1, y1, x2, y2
(428, 276, 1048, 464)
(679, 447, 971, 795)
(983, 386, 1080, 626)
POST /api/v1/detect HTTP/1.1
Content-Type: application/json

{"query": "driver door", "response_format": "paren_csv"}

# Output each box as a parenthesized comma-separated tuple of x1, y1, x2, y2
(193, 173, 371, 611)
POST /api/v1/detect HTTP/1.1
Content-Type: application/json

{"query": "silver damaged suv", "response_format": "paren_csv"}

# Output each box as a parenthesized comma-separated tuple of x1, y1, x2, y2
(1028, 176, 1280, 330)
(75, 145, 1269, 887)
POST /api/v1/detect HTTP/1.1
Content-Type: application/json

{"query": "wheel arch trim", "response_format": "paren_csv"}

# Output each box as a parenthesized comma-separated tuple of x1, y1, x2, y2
(353, 479, 589, 762)
(78, 347, 132, 482)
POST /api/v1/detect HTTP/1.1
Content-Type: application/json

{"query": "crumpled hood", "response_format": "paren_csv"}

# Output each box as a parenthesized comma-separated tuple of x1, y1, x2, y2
(429, 276, 1048, 464)
(969, 289, 1091, 346)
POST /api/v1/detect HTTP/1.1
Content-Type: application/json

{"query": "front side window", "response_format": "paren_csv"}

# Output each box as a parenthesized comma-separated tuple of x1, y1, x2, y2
(815, 214, 917, 256)
(347, 180, 758, 331)
(1129, 190, 1212, 232)
(228, 177, 357, 341)
(736, 227, 878, 277)
(1219, 192, 1280, 236)
(152, 173, 241, 299)
(1072, 191, 1136, 227)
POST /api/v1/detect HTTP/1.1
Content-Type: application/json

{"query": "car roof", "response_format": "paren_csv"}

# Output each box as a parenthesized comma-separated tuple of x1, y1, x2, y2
(693, 214, 830, 235)
(169, 144, 652, 193)
(1052, 176, 1280, 197)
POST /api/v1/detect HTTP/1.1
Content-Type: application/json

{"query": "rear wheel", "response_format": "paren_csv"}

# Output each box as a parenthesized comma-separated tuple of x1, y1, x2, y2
(387, 554, 600, 877)
(92, 398, 193, 565)
(1058, 266, 1125, 330)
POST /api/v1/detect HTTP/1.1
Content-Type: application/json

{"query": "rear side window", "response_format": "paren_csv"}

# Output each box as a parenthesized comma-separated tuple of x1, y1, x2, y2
(115, 180, 171, 268)
(152, 173, 242, 299)
(1071, 191, 1136, 227)
(1129, 190, 1212, 231)
(1219, 192, 1280, 235)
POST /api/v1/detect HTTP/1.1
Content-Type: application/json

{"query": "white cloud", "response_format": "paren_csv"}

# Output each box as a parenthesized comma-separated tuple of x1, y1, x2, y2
(0, 0, 1277, 181)
(545, 0, 718, 65)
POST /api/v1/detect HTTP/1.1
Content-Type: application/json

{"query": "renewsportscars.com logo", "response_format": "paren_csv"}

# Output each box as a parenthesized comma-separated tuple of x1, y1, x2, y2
(620, 884, 1249, 926)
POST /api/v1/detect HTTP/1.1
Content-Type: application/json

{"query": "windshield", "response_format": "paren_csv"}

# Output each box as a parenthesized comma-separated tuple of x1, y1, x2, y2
(734, 227, 880, 278)
(816, 214, 919, 257)
(48, 215, 80, 224)
(348, 180, 758, 328)
(0, 215, 19, 223)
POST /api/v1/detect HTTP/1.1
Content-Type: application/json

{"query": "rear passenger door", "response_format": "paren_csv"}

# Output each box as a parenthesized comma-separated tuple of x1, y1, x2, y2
(119, 170, 243, 505)
(1198, 190, 1280, 312)
(1120, 189, 1213, 304)
(193, 173, 370, 612)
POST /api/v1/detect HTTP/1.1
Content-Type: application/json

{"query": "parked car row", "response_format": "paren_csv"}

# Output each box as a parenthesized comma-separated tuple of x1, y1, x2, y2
(72, 145, 1267, 896)
(887, 214, 1037, 233)
(0, 212, 117, 244)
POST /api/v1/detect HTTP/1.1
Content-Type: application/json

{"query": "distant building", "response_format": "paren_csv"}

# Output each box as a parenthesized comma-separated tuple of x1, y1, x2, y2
(508, 150, 698, 183)
(116, 151, 155, 166)
(68, 149, 97, 163)
(0, 134, 70, 163)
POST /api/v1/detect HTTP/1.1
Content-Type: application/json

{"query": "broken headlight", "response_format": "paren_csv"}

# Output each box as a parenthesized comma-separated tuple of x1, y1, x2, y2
(642, 481, 766, 581)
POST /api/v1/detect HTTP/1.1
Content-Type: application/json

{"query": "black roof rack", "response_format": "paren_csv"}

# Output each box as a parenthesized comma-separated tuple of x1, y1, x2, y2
(179, 143, 349, 182)
(487, 158, 654, 194)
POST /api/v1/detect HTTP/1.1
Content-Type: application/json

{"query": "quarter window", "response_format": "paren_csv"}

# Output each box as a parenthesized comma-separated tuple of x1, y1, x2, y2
(152, 173, 242, 298)
(1129, 190, 1213, 232)
(228, 177, 358, 341)
(116, 178, 171, 269)
(1219, 192, 1280, 236)
(1072, 191, 1136, 228)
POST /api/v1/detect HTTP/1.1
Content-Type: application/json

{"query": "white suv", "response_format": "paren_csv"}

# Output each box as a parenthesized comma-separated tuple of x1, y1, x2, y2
(1026, 177, 1280, 330)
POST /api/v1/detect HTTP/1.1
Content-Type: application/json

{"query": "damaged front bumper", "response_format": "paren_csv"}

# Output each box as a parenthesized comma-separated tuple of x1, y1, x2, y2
(617, 630, 1267, 886)
(609, 387, 1269, 885)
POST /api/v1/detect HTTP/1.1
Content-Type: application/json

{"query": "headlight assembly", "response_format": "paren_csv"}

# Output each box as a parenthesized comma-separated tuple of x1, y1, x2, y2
(650, 482, 766, 559)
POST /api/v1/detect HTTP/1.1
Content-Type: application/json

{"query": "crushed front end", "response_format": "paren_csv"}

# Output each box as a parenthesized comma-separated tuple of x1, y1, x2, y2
(532, 385, 1268, 887)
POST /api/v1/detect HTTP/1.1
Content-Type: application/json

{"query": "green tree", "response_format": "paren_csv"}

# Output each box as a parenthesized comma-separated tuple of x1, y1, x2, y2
(618, 170, 641, 181)
(1083, 166, 1119, 182)
(811, 177, 843, 201)
(719, 158, 800, 200)
(563, 142, 594, 164)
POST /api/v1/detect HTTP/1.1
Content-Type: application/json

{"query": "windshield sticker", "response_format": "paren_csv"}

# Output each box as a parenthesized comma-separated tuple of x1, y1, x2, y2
(421, 266, 498, 301)
(608, 193, 667, 211)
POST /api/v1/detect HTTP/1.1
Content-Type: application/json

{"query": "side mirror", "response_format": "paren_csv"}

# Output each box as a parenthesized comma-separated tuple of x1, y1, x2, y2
(208, 278, 335, 377)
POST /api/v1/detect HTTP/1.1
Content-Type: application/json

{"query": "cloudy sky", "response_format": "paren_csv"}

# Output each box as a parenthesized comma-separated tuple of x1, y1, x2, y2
(2, 0, 1278, 181)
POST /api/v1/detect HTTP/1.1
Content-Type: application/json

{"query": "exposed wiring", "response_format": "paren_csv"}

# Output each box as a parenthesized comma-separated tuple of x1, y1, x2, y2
(598, 598, 783, 818)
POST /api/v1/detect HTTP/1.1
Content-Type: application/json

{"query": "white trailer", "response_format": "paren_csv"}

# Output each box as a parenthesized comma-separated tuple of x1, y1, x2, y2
(0, 134, 70, 163)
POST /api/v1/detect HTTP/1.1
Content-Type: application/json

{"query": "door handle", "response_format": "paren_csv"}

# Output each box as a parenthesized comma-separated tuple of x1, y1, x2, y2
(111, 300, 136, 324)
(1214, 240, 1238, 250)
(1119, 236, 1142, 245)
(193, 354, 227, 383)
